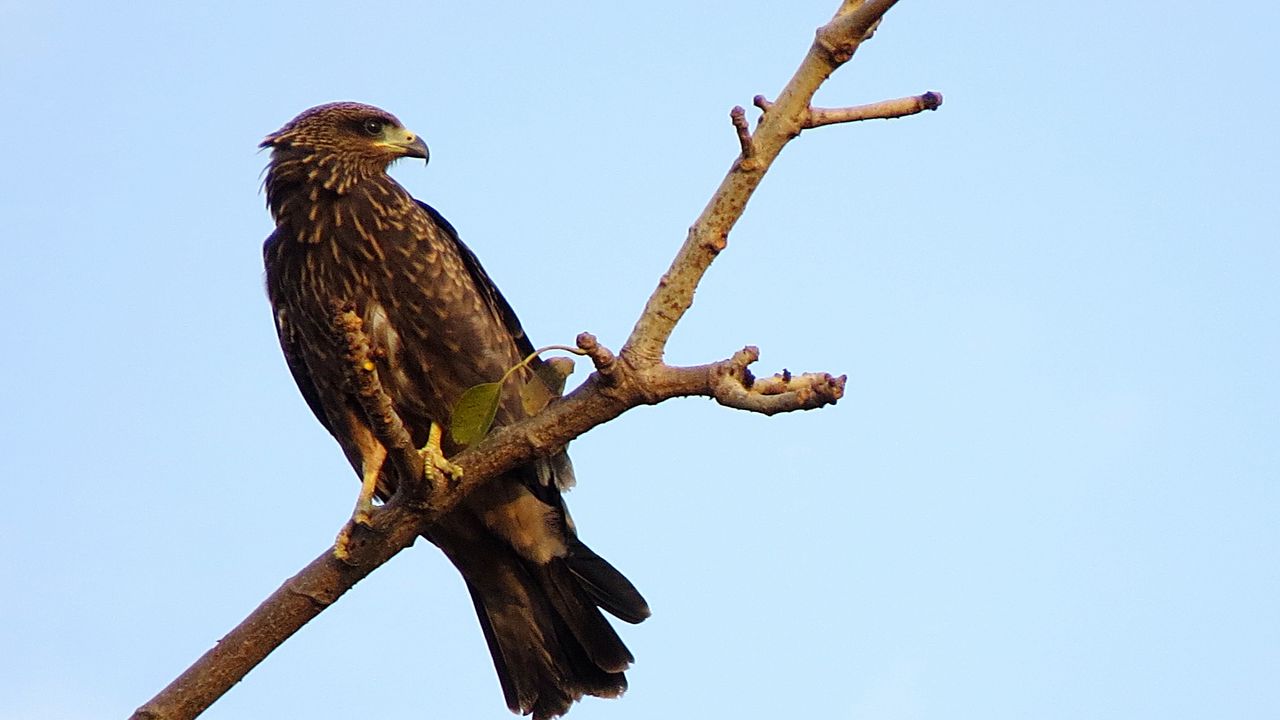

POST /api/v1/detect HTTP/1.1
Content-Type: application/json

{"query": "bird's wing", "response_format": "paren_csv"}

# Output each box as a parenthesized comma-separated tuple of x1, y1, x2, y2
(264, 228, 334, 434)
(413, 200, 581, 487)
(414, 200, 536, 359)
(414, 198, 571, 426)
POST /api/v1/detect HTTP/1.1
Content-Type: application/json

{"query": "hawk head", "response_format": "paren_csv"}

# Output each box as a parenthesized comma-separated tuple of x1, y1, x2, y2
(262, 102, 429, 195)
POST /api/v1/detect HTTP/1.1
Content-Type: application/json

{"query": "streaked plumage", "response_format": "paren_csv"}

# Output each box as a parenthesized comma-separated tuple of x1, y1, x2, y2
(261, 102, 648, 719)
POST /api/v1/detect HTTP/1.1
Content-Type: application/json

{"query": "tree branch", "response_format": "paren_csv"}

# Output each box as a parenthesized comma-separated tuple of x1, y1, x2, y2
(755, 90, 943, 127)
(131, 2, 936, 718)
(619, 0, 903, 368)
(128, 506, 425, 720)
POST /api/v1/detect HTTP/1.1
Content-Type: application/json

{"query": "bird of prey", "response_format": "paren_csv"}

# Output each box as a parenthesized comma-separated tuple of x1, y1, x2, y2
(261, 102, 649, 719)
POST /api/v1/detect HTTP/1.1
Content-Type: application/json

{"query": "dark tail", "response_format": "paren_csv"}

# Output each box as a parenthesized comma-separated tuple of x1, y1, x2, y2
(433, 523, 649, 719)
(565, 538, 650, 626)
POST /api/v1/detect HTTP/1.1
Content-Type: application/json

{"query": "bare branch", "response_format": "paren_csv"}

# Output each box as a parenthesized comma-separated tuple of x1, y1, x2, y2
(131, 337, 849, 720)
(809, 91, 943, 127)
(131, 2, 938, 718)
(575, 331, 620, 381)
(730, 105, 754, 160)
(818, 0, 899, 62)
(129, 504, 425, 720)
(620, 0, 906, 368)
(756, 91, 943, 129)
(717, 370, 847, 415)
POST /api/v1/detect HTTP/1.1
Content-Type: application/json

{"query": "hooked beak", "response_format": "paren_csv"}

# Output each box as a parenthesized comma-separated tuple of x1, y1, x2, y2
(400, 134, 430, 161)
(377, 127, 429, 162)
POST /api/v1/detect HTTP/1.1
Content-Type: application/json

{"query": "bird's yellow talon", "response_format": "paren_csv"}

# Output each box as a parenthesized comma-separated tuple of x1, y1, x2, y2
(420, 421, 463, 485)
(334, 522, 356, 560)
(334, 440, 385, 561)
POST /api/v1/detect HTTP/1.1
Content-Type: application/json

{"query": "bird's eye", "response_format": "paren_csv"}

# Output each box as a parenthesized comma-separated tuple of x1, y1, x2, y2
(361, 119, 384, 136)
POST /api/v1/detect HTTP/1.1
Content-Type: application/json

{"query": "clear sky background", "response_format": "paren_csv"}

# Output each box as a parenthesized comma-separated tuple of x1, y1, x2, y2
(1, 2, 1276, 719)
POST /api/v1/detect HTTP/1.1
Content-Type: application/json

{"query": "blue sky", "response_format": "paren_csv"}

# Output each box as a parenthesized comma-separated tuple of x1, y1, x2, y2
(1, 2, 1277, 719)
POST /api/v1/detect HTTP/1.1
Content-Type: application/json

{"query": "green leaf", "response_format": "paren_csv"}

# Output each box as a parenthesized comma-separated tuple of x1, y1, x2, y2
(520, 377, 553, 417)
(450, 382, 501, 447)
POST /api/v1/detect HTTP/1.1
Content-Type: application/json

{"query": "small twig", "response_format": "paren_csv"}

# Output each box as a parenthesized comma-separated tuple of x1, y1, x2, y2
(807, 91, 942, 127)
(730, 105, 754, 159)
(707, 346, 845, 415)
(575, 332, 620, 382)
(715, 370, 846, 415)
(754, 91, 942, 129)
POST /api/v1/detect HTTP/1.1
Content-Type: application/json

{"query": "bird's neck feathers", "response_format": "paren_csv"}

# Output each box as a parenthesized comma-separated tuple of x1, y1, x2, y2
(264, 141, 386, 201)
(264, 147, 405, 240)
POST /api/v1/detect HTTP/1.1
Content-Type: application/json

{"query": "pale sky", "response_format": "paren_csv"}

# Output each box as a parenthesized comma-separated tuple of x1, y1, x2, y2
(1, 2, 1277, 719)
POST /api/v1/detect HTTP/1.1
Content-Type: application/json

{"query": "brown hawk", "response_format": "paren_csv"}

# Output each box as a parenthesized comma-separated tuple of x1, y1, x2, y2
(261, 102, 648, 719)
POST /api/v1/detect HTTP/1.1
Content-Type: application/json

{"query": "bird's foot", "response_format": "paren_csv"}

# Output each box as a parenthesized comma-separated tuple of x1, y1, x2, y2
(334, 453, 383, 561)
(334, 504, 376, 561)
(419, 421, 463, 489)
(334, 521, 360, 561)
